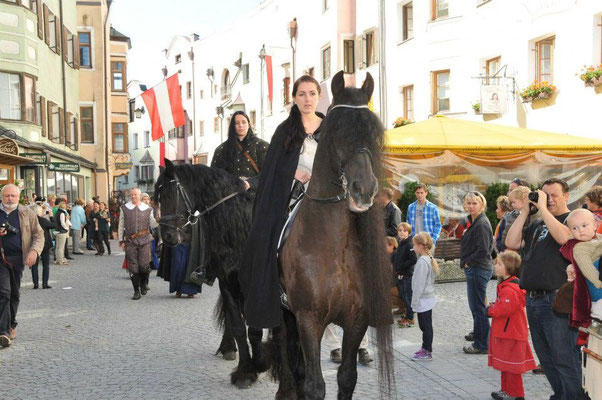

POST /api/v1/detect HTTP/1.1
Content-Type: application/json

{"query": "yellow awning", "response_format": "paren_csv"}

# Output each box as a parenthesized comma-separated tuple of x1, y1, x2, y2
(384, 116, 602, 153)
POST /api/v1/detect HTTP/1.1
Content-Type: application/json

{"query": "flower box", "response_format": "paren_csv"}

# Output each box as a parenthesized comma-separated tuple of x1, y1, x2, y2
(584, 76, 602, 88)
(579, 65, 602, 88)
(520, 81, 556, 103)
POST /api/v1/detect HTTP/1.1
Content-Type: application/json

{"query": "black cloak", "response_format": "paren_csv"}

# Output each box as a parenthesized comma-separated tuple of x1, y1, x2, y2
(238, 113, 324, 329)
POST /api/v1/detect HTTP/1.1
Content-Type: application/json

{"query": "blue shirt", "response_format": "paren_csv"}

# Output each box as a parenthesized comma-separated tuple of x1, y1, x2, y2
(70, 205, 86, 230)
(407, 200, 442, 243)
(0, 206, 22, 256)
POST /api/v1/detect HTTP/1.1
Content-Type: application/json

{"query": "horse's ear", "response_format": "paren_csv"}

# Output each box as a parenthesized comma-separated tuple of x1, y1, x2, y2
(361, 73, 374, 100)
(331, 70, 345, 98)
(164, 158, 174, 177)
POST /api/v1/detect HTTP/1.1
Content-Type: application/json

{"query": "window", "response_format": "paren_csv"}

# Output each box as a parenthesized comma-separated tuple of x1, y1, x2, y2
(112, 122, 127, 153)
(45, 6, 59, 53)
(122, 175, 128, 184)
(249, 110, 256, 130)
(128, 99, 135, 122)
(34, 0, 43, 39)
(168, 128, 176, 139)
(144, 131, 150, 147)
(214, 117, 219, 133)
(140, 165, 154, 181)
(111, 61, 125, 91)
(0, 72, 36, 122)
(177, 125, 185, 138)
(403, 2, 414, 41)
(134, 166, 139, 180)
(322, 46, 331, 80)
(432, 70, 450, 113)
(242, 64, 250, 84)
(186, 119, 192, 136)
(431, 0, 449, 20)
(133, 133, 138, 149)
(221, 70, 231, 100)
(535, 36, 555, 83)
(486, 56, 501, 85)
(175, 54, 181, 64)
(402, 85, 414, 121)
(199, 120, 204, 137)
(80, 106, 94, 143)
(0, 72, 21, 120)
(365, 31, 377, 67)
(186, 81, 191, 99)
(78, 32, 92, 68)
(282, 63, 291, 105)
(47, 102, 60, 141)
(344, 40, 355, 74)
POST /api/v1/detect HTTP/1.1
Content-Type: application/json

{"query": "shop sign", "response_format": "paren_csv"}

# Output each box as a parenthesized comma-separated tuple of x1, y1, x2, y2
(115, 162, 133, 170)
(48, 162, 80, 172)
(19, 153, 47, 164)
(0, 138, 19, 155)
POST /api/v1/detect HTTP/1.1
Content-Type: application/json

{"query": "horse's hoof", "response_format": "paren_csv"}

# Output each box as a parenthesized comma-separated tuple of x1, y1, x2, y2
(223, 351, 237, 361)
(235, 378, 253, 390)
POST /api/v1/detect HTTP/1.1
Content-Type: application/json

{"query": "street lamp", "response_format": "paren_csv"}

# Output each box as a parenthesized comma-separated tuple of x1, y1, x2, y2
(134, 107, 144, 119)
(258, 45, 266, 138)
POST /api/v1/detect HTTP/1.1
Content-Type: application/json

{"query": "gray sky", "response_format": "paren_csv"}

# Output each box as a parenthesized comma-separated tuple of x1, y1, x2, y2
(110, 0, 263, 88)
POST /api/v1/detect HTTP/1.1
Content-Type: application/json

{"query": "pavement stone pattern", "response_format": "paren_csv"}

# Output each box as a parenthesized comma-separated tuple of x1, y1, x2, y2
(0, 241, 554, 399)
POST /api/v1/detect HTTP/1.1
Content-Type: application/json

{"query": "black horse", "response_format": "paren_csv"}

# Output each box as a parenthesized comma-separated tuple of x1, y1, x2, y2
(154, 160, 267, 388)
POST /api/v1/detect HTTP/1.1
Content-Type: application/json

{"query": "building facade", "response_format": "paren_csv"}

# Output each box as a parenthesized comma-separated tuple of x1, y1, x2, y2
(1, 0, 94, 201)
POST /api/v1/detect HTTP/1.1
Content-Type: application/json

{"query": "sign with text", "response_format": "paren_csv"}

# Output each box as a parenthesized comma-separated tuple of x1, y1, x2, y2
(48, 162, 80, 173)
(0, 138, 18, 155)
(115, 162, 133, 170)
(480, 85, 507, 114)
(19, 153, 47, 164)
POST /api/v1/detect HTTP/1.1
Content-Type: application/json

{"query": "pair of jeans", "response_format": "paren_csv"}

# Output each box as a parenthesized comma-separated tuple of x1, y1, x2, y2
(5, 255, 23, 330)
(464, 266, 492, 351)
(399, 276, 414, 320)
(31, 248, 50, 287)
(526, 292, 587, 400)
(417, 309, 433, 352)
(86, 224, 95, 249)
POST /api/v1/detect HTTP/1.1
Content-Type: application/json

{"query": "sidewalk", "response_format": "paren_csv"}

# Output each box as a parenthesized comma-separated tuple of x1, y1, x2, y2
(0, 242, 552, 399)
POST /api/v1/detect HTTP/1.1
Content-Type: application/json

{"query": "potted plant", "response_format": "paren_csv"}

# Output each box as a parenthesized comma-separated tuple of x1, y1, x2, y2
(520, 81, 557, 103)
(392, 117, 412, 128)
(472, 102, 481, 115)
(578, 64, 602, 87)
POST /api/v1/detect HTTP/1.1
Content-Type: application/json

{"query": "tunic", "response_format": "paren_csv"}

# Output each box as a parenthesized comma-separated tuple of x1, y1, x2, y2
(118, 202, 157, 274)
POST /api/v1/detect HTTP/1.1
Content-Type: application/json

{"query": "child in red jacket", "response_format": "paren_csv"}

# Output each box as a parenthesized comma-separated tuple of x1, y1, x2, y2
(488, 251, 536, 400)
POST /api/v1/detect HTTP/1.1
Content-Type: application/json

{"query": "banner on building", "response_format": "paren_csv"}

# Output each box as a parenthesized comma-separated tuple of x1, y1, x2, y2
(49, 162, 80, 172)
(480, 85, 507, 114)
(141, 74, 186, 141)
(266, 55, 273, 103)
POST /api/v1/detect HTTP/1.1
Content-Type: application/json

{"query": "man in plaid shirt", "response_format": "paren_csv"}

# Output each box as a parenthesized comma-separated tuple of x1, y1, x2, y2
(406, 184, 442, 243)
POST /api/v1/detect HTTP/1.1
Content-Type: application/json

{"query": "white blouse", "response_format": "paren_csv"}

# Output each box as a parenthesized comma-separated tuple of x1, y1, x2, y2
(296, 136, 318, 189)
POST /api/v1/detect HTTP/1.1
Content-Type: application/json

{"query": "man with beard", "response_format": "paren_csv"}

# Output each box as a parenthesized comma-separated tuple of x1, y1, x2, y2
(0, 184, 44, 348)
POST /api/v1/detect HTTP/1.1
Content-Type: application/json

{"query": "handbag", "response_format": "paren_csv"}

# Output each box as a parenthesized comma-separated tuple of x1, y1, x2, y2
(553, 281, 574, 314)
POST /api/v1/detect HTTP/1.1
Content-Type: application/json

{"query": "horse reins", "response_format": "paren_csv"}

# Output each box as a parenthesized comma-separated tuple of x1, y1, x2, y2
(304, 103, 374, 204)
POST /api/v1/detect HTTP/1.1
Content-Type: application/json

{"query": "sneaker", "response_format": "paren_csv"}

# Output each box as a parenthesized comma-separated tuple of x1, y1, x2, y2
(463, 344, 488, 354)
(358, 348, 373, 365)
(330, 348, 342, 364)
(398, 318, 415, 328)
(464, 331, 474, 341)
(413, 348, 425, 357)
(0, 335, 10, 348)
(412, 348, 432, 361)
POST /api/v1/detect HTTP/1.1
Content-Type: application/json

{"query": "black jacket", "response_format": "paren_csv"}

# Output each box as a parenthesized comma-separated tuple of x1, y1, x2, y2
(384, 201, 402, 237)
(54, 208, 68, 234)
(38, 216, 54, 252)
(239, 114, 324, 329)
(460, 213, 493, 269)
(393, 237, 417, 277)
(211, 133, 269, 191)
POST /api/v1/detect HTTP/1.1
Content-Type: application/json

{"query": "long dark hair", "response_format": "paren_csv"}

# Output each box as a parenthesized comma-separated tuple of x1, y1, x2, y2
(283, 75, 321, 152)
(224, 111, 255, 162)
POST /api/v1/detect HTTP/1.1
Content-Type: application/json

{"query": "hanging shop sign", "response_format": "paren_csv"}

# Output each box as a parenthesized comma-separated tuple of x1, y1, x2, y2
(19, 153, 47, 165)
(480, 85, 507, 115)
(115, 162, 133, 170)
(48, 162, 80, 172)
(0, 138, 19, 155)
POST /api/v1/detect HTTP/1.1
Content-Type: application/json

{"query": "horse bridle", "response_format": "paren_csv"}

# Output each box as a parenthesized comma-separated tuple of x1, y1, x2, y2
(304, 103, 374, 204)
(158, 173, 242, 234)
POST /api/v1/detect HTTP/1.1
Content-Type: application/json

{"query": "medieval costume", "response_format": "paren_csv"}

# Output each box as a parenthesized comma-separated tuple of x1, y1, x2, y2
(238, 111, 324, 329)
(118, 201, 158, 300)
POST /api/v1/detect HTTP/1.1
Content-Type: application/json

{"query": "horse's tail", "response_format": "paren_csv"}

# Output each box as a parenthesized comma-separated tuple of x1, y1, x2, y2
(355, 209, 396, 398)
(213, 294, 226, 331)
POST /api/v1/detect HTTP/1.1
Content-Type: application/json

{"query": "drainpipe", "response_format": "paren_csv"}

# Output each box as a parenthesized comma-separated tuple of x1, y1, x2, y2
(259, 44, 265, 139)
(58, 0, 68, 147)
(190, 46, 196, 163)
(103, 3, 112, 198)
(378, 0, 387, 125)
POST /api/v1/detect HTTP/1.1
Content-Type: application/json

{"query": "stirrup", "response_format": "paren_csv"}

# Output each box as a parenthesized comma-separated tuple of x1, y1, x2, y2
(189, 268, 206, 286)
(280, 285, 290, 310)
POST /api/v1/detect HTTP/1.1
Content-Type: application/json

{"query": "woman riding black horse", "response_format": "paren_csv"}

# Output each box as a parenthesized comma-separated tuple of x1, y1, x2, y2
(238, 75, 325, 329)
(211, 111, 269, 191)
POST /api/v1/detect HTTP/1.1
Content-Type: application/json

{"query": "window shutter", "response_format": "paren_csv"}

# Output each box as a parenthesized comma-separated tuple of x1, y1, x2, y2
(55, 16, 61, 55)
(36, 1, 43, 39)
(47, 101, 53, 139)
(66, 112, 72, 145)
(355, 35, 364, 70)
(62, 26, 68, 62)
(73, 34, 80, 69)
(373, 30, 379, 64)
(58, 107, 64, 144)
(74, 118, 79, 150)
(43, 4, 50, 46)
(40, 96, 46, 137)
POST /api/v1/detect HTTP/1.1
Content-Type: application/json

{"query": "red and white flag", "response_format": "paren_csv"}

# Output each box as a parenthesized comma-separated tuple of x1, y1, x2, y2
(141, 74, 186, 141)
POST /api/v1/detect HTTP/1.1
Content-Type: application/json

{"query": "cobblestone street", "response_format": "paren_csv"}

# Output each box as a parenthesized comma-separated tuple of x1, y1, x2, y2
(0, 242, 553, 400)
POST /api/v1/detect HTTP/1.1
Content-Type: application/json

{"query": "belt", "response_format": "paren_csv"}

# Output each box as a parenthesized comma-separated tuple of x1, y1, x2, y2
(126, 230, 149, 241)
(527, 289, 556, 298)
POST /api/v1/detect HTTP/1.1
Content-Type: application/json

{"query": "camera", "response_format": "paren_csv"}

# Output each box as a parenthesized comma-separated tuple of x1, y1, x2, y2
(0, 221, 19, 235)
(528, 191, 550, 205)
